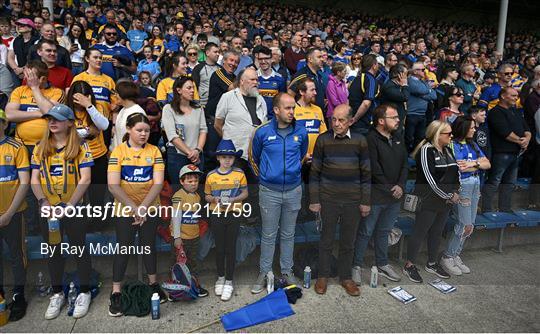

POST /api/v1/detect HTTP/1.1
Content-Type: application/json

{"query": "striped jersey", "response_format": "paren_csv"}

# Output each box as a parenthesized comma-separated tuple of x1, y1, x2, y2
(74, 104, 108, 159)
(294, 103, 327, 156)
(0, 136, 29, 214)
(204, 167, 247, 212)
(156, 75, 200, 105)
(73, 71, 117, 119)
(257, 69, 286, 120)
(171, 188, 200, 240)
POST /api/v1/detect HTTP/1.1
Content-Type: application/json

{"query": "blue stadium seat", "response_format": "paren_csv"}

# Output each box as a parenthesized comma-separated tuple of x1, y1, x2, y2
(396, 216, 414, 236)
(479, 212, 522, 228)
(511, 210, 540, 227)
(515, 177, 531, 190)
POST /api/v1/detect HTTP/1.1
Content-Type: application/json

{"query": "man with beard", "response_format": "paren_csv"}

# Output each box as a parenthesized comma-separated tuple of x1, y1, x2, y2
(249, 92, 308, 293)
(94, 24, 136, 80)
(204, 50, 240, 171)
(352, 104, 408, 285)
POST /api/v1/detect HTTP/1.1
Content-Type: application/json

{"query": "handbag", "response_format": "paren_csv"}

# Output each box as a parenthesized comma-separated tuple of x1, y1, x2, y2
(402, 194, 422, 213)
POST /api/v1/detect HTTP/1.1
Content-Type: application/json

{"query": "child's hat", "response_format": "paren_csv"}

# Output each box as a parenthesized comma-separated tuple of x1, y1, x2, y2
(212, 139, 243, 157)
(179, 164, 203, 178)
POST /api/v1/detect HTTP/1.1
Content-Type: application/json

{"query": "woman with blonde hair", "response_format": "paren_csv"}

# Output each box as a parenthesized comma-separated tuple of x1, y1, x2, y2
(185, 44, 200, 74)
(403, 120, 460, 283)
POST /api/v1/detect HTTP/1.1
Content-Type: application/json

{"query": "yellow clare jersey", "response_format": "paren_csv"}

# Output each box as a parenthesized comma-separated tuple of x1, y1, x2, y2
(10, 85, 66, 146)
(72, 72, 118, 119)
(156, 76, 199, 105)
(108, 142, 164, 209)
(0, 137, 29, 214)
(294, 103, 327, 156)
(204, 167, 247, 212)
(75, 105, 108, 159)
(31, 142, 94, 206)
(171, 188, 200, 240)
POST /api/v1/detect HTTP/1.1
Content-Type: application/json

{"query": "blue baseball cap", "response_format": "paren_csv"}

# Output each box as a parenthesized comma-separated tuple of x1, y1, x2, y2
(43, 104, 75, 121)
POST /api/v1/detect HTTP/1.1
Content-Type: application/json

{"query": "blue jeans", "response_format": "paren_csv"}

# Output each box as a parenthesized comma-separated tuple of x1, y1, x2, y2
(167, 147, 204, 192)
(404, 114, 426, 152)
(353, 202, 400, 267)
(259, 185, 302, 274)
(445, 175, 480, 257)
(481, 153, 518, 212)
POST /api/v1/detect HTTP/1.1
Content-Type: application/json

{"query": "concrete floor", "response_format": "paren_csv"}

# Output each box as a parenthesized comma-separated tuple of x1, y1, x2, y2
(2, 243, 539, 333)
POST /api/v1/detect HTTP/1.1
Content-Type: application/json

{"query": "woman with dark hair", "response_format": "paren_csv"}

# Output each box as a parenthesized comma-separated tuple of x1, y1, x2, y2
(156, 53, 199, 106)
(161, 76, 207, 188)
(66, 80, 110, 211)
(149, 25, 165, 63)
(441, 116, 490, 275)
(333, 41, 349, 65)
(67, 22, 89, 75)
(107, 112, 166, 316)
(438, 86, 464, 124)
(111, 80, 145, 150)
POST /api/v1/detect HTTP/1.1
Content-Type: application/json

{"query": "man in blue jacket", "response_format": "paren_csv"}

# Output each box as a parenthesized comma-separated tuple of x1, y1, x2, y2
(405, 62, 437, 152)
(248, 92, 308, 293)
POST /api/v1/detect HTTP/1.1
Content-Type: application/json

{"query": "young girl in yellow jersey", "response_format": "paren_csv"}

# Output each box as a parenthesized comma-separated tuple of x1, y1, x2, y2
(66, 81, 109, 218)
(30, 104, 94, 320)
(204, 140, 248, 301)
(107, 113, 166, 317)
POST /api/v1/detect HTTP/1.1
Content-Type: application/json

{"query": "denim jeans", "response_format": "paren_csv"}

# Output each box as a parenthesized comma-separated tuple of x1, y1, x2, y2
(481, 153, 518, 212)
(445, 175, 480, 257)
(404, 115, 426, 152)
(259, 184, 302, 274)
(353, 202, 400, 267)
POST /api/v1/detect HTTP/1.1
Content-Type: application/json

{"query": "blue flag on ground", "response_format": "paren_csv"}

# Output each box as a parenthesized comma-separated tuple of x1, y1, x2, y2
(221, 289, 295, 331)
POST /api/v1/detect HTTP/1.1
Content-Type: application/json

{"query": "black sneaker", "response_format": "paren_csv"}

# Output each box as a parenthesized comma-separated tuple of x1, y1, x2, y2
(8, 293, 27, 321)
(198, 286, 209, 298)
(150, 283, 167, 304)
(108, 292, 123, 317)
(425, 262, 451, 279)
(403, 264, 423, 283)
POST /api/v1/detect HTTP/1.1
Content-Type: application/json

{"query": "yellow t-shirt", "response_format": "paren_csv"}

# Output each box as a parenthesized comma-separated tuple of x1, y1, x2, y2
(204, 167, 247, 212)
(31, 142, 94, 206)
(107, 142, 164, 211)
(156, 76, 200, 105)
(75, 104, 108, 159)
(0, 137, 29, 214)
(171, 188, 200, 240)
(72, 72, 118, 119)
(10, 85, 66, 146)
(294, 103, 327, 156)
(150, 38, 164, 57)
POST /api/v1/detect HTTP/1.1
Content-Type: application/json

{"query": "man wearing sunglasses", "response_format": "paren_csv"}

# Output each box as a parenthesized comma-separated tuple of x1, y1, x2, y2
(479, 63, 516, 110)
(94, 24, 136, 81)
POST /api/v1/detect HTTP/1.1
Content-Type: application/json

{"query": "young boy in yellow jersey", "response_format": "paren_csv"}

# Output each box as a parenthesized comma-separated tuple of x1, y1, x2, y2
(170, 164, 209, 297)
(0, 109, 30, 322)
(204, 140, 248, 301)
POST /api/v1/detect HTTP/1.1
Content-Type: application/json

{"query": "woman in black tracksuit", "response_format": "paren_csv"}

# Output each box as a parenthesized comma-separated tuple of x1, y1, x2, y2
(403, 120, 460, 283)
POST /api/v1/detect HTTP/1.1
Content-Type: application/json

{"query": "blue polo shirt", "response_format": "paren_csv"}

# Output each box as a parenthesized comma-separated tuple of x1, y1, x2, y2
(94, 43, 135, 80)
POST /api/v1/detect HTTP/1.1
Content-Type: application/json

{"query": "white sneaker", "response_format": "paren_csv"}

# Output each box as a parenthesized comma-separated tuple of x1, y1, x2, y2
(378, 264, 401, 282)
(45, 293, 65, 320)
(72, 292, 91, 319)
(454, 256, 471, 274)
(215, 276, 225, 296)
(221, 281, 233, 301)
(351, 266, 362, 286)
(440, 256, 462, 276)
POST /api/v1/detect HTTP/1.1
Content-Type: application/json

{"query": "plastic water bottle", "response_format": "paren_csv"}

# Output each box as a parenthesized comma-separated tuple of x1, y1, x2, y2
(0, 296, 7, 327)
(37, 271, 48, 297)
(67, 282, 77, 316)
(151, 293, 160, 320)
(303, 266, 311, 289)
(370, 266, 378, 288)
(48, 218, 61, 245)
(266, 271, 274, 294)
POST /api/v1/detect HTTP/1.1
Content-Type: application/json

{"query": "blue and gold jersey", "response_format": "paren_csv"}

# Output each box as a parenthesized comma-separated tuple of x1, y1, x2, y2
(31, 142, 94, 206)
(9, 85, 66, 146)
(171, 188, 200, 240)
(257, 69, 286, 120)
(204, 167, 247, 212)
(73, 71, 118, 119)
(0, 137, 29, 214)
(108, 142, 164, 208)
(294, 103, 327, 156)
(156, 76, 199, 105)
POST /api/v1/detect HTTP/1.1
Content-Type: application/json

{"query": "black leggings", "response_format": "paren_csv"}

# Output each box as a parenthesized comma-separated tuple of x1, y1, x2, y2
(112, 217, 158, 282)
(406, 207, 450, 264)
(40, 216, 92, 293)
(89, 155, 108, 207)
(210, 215, 240, 280)
(0, 212, 26, 295)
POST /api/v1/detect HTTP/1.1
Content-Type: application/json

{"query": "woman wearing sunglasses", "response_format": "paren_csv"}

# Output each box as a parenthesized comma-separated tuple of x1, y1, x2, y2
(438, 86, 465, 124)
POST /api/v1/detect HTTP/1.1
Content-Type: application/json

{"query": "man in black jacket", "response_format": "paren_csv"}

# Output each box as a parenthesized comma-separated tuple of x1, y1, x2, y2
(482, 87, 531, 212)
(352, 104, 408, 284)
(380, 64, 409, 138)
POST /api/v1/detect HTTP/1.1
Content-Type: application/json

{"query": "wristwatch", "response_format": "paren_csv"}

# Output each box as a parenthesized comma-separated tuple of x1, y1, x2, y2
(195, 148, 202, 153)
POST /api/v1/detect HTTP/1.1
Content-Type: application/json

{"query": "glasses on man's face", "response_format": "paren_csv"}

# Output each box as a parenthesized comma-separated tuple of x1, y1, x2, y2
(105, 32, 117, 36)
(352, 57, 361, 61)
(258, 57, 271, 61)
(385, 115, 400, 120)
